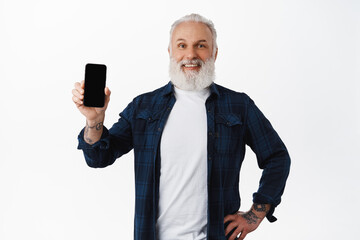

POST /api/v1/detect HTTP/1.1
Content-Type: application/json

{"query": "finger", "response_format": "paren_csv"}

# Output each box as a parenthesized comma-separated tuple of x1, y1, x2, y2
(238, 230, 248, 240)
(81, 80, 85, 88)
(229, 226, 243, 240)
(104, 87, 111, 106)
(72, 95, 83, 105)
(105, 86, 111, 96)
(74, 82, 84, 94)
(75, 102, 82, 108)
(224, 214, 236, 223)
(225, 221, 238, 236)
(72, 88, 84, 100)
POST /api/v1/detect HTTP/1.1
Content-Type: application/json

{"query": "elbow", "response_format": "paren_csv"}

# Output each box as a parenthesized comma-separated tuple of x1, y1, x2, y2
(83, 152, 115, 168)
(84, 156, 101, 168)
(85, 160, 100, 168)
(259, 147, 291, 171)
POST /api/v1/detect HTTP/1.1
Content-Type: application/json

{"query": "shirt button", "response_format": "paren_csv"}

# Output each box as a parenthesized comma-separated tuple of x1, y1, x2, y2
(158, 127, 161, 131)
(209, 132, 213, 136)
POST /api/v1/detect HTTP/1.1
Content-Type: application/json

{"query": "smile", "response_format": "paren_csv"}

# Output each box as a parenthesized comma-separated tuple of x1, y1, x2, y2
(184, 64, 199, 67)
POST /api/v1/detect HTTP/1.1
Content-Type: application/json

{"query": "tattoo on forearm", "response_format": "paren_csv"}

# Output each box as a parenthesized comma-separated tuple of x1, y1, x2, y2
(84, 126, 92, 143)
(86, 121, 103, 130)
(241, 211, 260, 225)
(253, 204, 267, 212)
(84, 121, 103, 144)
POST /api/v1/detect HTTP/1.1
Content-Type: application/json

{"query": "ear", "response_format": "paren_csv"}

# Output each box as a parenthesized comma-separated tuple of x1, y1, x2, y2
(214, 48, 218, 61)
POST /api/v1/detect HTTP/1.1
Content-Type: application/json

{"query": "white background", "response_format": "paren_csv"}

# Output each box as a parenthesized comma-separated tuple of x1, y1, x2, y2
(1, 0, 359, 239)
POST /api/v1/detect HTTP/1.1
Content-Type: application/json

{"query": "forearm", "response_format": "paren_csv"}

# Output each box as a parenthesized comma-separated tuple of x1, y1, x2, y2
(83, 115, 105, 145)
(78, 125, 115, 168)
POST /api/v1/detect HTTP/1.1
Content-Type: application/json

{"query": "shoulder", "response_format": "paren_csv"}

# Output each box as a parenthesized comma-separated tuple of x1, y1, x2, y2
(132, 83, 169, 102)
(126, 82, 172, 113)
(214, 83, 252, 104)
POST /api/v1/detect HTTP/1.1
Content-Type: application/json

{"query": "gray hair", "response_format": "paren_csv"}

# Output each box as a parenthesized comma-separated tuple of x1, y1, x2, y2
(169, 13, 218, 58)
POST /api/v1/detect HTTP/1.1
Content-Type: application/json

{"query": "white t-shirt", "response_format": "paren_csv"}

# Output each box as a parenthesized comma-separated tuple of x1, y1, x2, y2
(156, 86, 210, 240)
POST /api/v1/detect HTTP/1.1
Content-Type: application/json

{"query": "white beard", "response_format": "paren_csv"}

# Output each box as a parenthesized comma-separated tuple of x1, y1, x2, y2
(169, 57, 216, 91)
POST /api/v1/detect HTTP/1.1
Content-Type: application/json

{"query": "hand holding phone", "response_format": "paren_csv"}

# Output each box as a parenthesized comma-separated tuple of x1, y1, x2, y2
(72, 64, 111, 122)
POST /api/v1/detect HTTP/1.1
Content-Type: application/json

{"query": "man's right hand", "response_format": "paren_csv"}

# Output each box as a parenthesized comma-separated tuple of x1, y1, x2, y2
(72, 80, 111, 121)
(72, 80, 111, 144)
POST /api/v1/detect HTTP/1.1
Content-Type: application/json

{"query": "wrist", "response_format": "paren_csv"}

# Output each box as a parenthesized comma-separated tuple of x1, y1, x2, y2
(250, 203, 271, 220)
(86, 115, 105, 126)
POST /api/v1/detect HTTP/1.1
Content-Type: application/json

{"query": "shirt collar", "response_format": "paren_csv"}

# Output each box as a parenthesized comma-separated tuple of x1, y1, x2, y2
(161, 81, 220, 98)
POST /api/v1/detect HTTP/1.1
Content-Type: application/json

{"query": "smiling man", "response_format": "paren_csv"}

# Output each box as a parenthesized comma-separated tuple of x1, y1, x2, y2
(73, 14, 290, 240)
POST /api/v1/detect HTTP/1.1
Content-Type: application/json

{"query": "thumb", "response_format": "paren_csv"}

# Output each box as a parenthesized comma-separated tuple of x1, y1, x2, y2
(105, 86, 111, 96)
(104, 87, 111, 106)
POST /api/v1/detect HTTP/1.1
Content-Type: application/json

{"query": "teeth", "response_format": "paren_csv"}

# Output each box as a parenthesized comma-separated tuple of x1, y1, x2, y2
(184, 64, 198, 67)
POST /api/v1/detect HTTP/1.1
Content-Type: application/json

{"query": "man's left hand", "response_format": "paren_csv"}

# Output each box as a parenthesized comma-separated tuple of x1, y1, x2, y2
(224, 203, 270, 240)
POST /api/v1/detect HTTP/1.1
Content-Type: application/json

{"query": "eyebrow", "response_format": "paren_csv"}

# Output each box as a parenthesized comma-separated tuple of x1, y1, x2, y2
(176, 39, 208, 43)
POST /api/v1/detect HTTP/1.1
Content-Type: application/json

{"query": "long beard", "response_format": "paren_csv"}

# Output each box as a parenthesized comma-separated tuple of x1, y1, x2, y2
(169, 57, 216, 91)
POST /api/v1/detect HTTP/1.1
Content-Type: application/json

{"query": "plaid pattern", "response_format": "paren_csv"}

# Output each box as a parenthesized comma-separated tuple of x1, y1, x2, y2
(77, 81, 291, 240)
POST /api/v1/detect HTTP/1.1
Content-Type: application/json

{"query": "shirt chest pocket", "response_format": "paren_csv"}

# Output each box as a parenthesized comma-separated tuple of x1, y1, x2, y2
(215, 113, 244, 139)
(134, 109, 162, 133)
(214, 113, 245, 166)
(133, 109, 163, 150)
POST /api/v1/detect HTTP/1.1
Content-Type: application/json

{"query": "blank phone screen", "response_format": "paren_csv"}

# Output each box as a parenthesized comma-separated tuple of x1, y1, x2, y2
(84, 63, 107, 107)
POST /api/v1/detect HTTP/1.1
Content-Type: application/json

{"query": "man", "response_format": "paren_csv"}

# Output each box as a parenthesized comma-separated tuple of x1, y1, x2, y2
(72, 13, 290, 240)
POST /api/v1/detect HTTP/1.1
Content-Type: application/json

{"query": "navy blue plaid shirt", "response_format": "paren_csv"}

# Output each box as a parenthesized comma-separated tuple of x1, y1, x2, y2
(77, 81, 290, 240)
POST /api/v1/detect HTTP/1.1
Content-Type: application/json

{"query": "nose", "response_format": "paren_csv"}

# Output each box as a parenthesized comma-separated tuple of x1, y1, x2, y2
(185, 47, 198, 60)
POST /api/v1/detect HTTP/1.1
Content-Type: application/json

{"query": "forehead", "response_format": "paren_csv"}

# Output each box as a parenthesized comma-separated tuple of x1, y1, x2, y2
(171, 21, 213, 43)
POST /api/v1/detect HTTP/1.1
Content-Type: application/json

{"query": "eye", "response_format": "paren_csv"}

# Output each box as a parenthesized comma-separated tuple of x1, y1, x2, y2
(198, 44, 205, 48)
(178, 43, 186, 48)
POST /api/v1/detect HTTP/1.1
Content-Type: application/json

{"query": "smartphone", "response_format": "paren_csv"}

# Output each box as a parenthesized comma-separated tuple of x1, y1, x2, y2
(83, 63, 107, 107)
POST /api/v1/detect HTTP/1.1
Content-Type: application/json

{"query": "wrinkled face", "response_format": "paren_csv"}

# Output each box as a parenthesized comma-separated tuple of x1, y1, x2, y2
(169, 21, 217, 73)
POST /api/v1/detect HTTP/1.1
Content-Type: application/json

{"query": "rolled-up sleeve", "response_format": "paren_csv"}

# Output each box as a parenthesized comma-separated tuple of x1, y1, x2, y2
(244, 96, 291, 222)
(77, 101, 135, 168)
